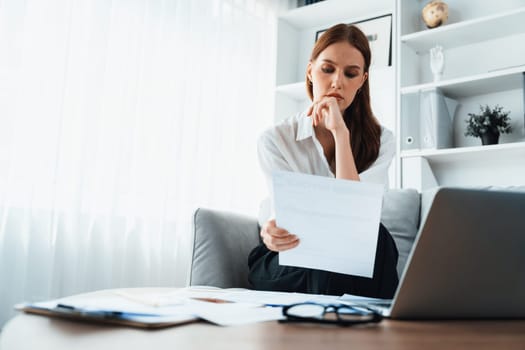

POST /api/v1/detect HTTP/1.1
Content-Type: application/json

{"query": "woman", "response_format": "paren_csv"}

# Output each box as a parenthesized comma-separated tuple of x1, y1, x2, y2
(248, 24, 399, 298)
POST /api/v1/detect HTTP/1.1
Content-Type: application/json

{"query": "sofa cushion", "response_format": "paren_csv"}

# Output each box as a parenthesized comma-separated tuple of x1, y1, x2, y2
(190, 208, 260, 288)
(381, 189, 421, 277)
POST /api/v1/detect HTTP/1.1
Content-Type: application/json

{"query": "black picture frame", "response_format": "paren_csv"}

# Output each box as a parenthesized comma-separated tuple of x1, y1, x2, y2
(315, 14, 392, 67)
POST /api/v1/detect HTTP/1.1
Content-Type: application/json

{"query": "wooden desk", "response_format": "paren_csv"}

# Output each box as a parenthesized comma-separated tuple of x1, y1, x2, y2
(2, 313, 525, 350)
(2, 288, 525, 350)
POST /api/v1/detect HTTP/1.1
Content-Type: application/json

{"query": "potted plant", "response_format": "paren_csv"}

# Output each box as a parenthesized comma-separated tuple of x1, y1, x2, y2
(464, 104, 512, 145)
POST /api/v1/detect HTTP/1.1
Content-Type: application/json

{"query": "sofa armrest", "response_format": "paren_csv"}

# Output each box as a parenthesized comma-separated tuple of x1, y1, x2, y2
(190, 208, 260, 288)
(381, 189, 421, 277)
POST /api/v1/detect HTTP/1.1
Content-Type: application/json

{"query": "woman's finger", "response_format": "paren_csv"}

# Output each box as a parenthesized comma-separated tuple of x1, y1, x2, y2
(312, 103, 318, 126)
(264, 233, 299, 252)
(275, 239, 300, 252)
(260, 220, 274, 238)
(267, 225, 289, 238)
(269, 232, 298, 245)
(261, 219, 300, 252)
(316, 103, 325, 126)
(316, 103, 324, 126)
(264, 219, 291, 238)
(262, 233, 281, 252)
(307, 104, 313, 117)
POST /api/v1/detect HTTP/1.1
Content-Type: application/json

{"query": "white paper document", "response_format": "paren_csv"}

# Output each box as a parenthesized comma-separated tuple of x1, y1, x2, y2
(188, 300, 284, 326)
(339, 293, 392, 305)
(18, 289, 285, 327)
(272, 170, 384, 278)
(124, 286, 345, 307)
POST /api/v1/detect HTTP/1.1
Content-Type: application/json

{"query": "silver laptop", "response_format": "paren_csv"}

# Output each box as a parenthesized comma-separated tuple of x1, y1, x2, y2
(368, 187, 525, 319)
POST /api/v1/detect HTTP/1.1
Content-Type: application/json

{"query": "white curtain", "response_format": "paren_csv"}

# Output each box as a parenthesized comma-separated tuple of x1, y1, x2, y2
(0, 0, 286, 327)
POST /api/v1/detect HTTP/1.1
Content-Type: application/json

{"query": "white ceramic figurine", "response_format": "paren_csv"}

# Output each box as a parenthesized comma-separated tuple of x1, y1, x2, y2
(430, 45, 444, 82)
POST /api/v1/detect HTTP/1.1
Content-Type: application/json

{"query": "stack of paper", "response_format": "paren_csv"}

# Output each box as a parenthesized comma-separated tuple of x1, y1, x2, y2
(16, 287, 382, 328)
(16, 287, 285, 328)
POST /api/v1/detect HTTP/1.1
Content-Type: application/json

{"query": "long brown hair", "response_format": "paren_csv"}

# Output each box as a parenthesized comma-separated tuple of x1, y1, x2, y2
(306, 24, 381, 173)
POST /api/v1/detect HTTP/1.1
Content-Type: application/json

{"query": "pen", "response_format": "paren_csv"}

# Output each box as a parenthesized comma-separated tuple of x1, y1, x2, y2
(55, 303, 160, 318)
(56, 303, 75, 310)
(191, 297, 232, 304)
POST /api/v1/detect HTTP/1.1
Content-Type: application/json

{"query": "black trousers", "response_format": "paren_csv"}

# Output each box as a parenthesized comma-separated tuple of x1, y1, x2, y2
(248, 223, 399, 299)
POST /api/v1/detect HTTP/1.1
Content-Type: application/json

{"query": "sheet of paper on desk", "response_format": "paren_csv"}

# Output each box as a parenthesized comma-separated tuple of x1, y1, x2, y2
(118, 287, 343, 307)
(219, 289, 343, 306)
(339, 293, 392, 305)
(273, 170, 384, 278)
(187, 300, 284, 326)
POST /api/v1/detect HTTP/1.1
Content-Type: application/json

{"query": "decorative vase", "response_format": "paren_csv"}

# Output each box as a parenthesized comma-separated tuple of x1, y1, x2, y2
(480, 131, 499, 145)
(422, 1, 449, 29)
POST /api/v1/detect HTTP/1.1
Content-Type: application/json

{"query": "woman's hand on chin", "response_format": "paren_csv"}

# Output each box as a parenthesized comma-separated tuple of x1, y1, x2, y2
(307, 96, 346, 134)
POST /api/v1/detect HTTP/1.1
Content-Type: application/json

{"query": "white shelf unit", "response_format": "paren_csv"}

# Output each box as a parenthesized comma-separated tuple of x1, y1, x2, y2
(400, 7, 525, 53)
(401, 141, 525, 163)
(397, 0, 525, 191)
(400, 65, 525, 98)
(401, 142, 525, 189)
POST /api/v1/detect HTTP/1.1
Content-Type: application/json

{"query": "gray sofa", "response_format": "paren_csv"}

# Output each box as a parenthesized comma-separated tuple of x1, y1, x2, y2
(189, 188, 438, 289)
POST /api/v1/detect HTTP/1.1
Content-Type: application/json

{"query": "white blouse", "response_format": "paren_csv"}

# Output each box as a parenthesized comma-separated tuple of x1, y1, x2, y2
(257, 111, 395, 225)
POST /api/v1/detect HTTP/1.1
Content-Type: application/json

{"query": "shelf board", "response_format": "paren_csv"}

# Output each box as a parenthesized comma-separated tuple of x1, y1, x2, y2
(400, 65, 525, 98)
(280, 0, 393, 29)
(400, 141, 525, 166)
(275, 82, 308, 101)
(401, 7, 525, 53)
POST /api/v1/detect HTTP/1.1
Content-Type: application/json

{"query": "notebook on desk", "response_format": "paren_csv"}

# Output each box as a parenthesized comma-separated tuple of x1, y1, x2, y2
(16, 299, 199, 329)
(348, 187, 525, 319)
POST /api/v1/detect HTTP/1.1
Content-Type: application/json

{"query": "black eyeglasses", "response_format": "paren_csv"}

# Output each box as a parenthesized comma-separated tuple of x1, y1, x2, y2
(280, 302, 383, 326)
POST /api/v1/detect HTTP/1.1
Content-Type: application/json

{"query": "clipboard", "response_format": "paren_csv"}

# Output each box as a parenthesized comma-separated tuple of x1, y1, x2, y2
(16, 302, 199, 329)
